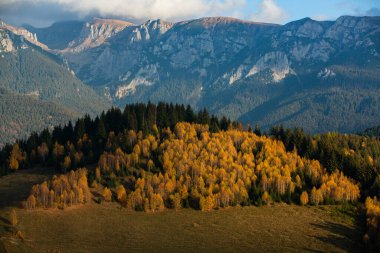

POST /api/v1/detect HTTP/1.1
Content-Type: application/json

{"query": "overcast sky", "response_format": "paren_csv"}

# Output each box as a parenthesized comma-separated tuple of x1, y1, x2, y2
(0, 0, 379, 27)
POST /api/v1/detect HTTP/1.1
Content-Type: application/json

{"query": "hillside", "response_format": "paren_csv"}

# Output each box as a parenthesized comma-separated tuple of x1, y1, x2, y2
(0, 23, 111, 146)
(0, 28, 110, 115)
(0, 89, 79, 146)
(26, 16, 380, 133)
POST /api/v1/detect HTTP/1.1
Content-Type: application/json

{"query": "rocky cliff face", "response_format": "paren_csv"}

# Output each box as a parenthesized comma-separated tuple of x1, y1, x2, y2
(58, 16, 379, 94)
(1, 19, 47, 50)
(62, 18, 134, 53)
(0, 29, 15, 52)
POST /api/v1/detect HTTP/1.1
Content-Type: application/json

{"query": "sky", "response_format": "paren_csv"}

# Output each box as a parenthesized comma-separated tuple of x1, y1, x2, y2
(0, 0, 379, 27)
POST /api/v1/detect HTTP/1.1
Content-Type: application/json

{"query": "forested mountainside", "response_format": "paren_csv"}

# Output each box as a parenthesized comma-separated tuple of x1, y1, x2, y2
(26, 16, 380, 133)
(0, 21, 111, 146)
(0, 89, 79, 146)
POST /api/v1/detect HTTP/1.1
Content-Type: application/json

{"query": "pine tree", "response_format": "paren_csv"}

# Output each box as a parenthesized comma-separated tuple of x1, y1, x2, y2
(97, 118, 107, 140)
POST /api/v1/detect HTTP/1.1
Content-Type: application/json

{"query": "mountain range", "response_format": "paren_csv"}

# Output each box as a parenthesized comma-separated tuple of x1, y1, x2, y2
(1, 15, 380, 144)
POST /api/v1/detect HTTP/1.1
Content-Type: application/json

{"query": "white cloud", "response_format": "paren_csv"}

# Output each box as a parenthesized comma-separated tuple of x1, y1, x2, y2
(0, 0, 247, 22)
(312, 15, 332, 21)
(251, 0, 288, 24)
(365, 7, 380, 16)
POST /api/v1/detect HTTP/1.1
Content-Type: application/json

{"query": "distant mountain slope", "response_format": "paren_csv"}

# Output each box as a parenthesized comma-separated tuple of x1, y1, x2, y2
(25, 18, 133, 52)
(24, 20, 85, 50)
(0, 22, 111, 145)
(0, 88, 79, 146)
(0, 25, 110, 115)
(361, 125, 380, 137)
(13, 16, 380, 133)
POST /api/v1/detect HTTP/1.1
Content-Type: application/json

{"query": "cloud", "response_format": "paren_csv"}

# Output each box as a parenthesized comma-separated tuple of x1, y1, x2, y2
(0, 1, 81, 27)
(366, 8, 380, 16)
(335, 1, 380, 17)
(312, 15, 333, 22)
(251, 0, 288, 24)
(0, 0, 248, 25)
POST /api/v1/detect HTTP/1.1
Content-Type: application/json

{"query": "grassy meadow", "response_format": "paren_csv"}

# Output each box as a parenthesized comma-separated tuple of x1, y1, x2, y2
(0, 168, 364, 253)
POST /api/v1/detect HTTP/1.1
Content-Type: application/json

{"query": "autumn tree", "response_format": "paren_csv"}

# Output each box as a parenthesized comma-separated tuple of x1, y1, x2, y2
(37, 142, 49, 163)
(300, 191, 309, 205)
(9, 209, 17, 226)
(8, 143, 25, 170)
(102, 187, 112, 202)
(116, 185, 127, 204)
(200, 195, 214, 211)
(262, 191, 271, 205)
(40, 181, 50, 208)
(62, 156, 71, 172)
(170, 193, 182, 210)
(26, 195, 36, 209)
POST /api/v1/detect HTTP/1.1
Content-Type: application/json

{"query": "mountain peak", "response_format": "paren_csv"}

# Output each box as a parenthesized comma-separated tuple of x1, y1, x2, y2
(62, 18, 133, 53)
(0, 22, 49, 50)
(134, 19, 173, 39)
(141, 19, 173, 28)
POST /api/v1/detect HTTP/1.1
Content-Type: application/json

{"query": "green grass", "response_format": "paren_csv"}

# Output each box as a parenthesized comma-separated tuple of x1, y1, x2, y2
(0, 169, 365, 253)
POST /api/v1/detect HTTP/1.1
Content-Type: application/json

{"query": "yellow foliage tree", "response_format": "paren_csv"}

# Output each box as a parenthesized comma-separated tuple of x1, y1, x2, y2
(8, 143, 25, 170)
(116, 185, 127, 204)
(62, 156, 71, 172)
(102, 187, 112, 202)
(200, 195, 214, 211)
(170, 193, 182, 210)
(9, 209, 17, 226)
(300, 191, 309, 205)
(262, 191, 271, 205)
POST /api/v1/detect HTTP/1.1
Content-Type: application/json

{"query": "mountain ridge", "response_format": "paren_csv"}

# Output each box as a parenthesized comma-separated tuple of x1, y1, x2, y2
(3, 15, 380, 134)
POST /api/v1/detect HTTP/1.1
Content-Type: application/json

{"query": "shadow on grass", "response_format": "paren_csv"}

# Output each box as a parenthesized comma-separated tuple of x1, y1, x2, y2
(0, 168, 52, 209)
(18, 167, 57, 176)
(0, 216, 10, 226)
(311, 220, 365, 253)
(0, 240, 6, 253)
(299, 248, 325, 253)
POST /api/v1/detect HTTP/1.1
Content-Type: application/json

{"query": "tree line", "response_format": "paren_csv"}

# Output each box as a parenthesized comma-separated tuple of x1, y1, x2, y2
(0, 102, 238, 176)
(268, 126, 380, 199)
